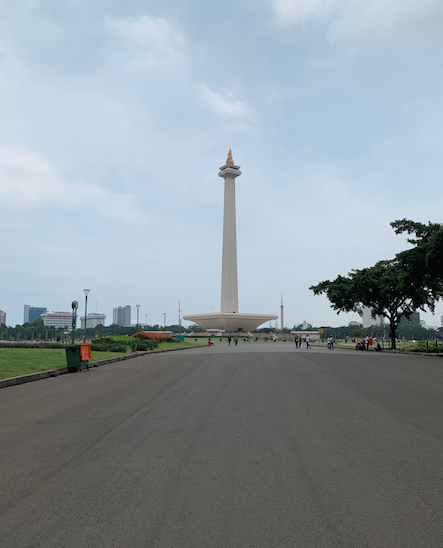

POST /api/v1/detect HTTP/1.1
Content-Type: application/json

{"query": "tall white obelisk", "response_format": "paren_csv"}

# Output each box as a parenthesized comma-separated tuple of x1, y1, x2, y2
(219, 149, 241, 313)
(183, 150, 278, 332)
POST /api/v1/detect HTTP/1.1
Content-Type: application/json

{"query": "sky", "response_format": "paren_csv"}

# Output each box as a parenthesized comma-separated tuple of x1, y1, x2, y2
(1, 0, 443, 329)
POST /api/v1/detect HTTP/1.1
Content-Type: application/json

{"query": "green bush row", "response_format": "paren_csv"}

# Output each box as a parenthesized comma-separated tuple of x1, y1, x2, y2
(400, 341, 443, 353)
(0, 342, 65, 349)
(93, 336, 158, 352)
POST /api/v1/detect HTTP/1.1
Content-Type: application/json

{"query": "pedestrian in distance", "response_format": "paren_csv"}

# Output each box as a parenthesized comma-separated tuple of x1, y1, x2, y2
(227, 336, 231, 346)
(306, 336, 311, 349)
(234, 336, 238, 346)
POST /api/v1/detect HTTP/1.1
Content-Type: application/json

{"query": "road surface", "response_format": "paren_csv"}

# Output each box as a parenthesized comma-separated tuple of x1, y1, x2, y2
(1, 343, 442, 547)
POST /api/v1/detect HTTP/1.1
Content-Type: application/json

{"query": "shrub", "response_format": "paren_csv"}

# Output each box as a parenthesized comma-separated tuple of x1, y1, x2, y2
(0, 342, 65, 349)
(133, 332, 173, 342)
(90, 342, 129, 353)
(92, 336, 158, 352)
(400, 341, 443, 354)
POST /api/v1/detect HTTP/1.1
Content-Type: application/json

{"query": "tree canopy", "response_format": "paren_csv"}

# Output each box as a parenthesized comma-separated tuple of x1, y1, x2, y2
(310, 219, 443, 349)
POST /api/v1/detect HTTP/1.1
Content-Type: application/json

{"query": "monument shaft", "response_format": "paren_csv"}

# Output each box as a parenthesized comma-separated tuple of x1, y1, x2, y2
(221, 173, 239, 313)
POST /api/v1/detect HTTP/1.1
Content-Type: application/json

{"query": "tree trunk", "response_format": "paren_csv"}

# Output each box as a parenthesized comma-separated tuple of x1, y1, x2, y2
(389, 319, 397, 350)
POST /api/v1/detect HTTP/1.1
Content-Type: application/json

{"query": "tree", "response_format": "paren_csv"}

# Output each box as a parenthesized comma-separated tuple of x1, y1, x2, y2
(391, 219, 443, 289)
(310, 258, 440, 349)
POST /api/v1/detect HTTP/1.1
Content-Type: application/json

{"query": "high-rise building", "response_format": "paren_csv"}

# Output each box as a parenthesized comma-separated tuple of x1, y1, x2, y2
(361, 306, 384, 328)
(41, 312, 74, 330)
(0, 310, 6, 325)
(400, 311, 420, 326)
(113, 306, 131, 326)
(24, 305, 47, 324)
(80, 313, 106, 329)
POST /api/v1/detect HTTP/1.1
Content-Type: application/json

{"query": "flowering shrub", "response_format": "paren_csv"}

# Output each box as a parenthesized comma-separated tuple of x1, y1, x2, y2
(133, 332, 174, 342)
(90, 342, 129, 353)
(0, 342, 65, 349)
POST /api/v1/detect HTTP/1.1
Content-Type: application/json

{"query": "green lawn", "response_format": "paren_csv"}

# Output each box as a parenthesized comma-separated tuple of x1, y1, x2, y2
(0, 348, 126, 380)
(0, 342, 203, 380)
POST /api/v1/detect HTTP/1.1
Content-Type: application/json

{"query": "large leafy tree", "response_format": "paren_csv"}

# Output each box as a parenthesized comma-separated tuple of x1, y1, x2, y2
(311, 220, 443, 349)
(310, 258, 440, 350)
(391, 219, 443, 288)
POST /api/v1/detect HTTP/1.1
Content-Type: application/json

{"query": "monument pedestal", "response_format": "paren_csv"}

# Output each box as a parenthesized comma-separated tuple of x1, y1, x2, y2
(183, 312, 277, 333)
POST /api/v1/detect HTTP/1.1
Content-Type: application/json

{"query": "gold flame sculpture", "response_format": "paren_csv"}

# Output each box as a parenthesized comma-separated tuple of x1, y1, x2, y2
(226, 148, 234, 165)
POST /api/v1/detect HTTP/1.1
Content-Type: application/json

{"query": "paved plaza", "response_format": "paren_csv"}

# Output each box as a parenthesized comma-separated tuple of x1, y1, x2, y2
(1, 345, 442, 547)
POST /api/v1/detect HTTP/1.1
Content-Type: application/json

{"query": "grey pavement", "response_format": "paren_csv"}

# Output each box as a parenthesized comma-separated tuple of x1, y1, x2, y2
(1, 344, 443, 547)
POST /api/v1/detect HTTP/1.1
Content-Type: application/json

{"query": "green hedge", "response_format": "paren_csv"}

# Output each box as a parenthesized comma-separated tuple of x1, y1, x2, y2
(399, 341, 443, 353)
(93, 336, 158, 351)
(0, 342, 65, 349)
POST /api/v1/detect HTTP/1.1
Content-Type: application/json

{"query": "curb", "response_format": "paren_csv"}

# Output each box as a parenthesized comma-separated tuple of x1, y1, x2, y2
(0, 345, 207, 390)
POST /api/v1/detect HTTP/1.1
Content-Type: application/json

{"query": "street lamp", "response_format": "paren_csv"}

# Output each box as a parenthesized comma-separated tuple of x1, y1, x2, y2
(136, 304, 140, 327)
(163, 313, 167, 329)
(84, 289, 90, 341)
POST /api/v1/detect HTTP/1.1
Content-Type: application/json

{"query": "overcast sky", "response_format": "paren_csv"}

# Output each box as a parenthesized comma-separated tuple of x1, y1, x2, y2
(1, 0, 443, 329)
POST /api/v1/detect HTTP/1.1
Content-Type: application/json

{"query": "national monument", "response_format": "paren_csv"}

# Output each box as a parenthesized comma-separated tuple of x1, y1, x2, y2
(183, 150, 278, 332)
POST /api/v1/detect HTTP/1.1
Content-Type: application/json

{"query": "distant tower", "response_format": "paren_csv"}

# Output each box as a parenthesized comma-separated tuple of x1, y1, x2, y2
(219, 148, 241, 313)
(183, 150, 278, 332)
(280, 294, 284, 330)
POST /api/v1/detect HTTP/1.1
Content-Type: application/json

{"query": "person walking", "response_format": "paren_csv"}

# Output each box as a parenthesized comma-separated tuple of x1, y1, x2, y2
(227, 336, 231, 346)
(306, 336, 311, 349)
(234, 336, 238, 346)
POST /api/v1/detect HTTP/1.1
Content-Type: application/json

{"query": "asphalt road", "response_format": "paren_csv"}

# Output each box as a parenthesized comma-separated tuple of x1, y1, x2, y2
(1, 343, 443, 547)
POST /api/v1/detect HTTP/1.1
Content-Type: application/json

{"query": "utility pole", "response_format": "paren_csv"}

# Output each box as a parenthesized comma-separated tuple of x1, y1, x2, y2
(178, 300, 181, 334)
(280, 294, 284, 331)
(136, 304, 140, 327)
(163, 313, 167, 329)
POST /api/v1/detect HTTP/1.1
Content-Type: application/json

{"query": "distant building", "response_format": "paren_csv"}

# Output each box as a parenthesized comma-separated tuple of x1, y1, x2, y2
(361, 306, 384, 328)
(41, 312, 74, 330)
(113, 306, 131, 327)
(0, 309, 6, 325)
(400, 311, 420, 326)
(80, 313, 106, 329)
(24, 305, 47, 324)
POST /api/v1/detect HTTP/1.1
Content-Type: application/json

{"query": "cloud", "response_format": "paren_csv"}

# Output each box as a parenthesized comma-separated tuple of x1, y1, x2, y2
(0, 145, 142, 223)
(273, 0, 336, 23)
(273, 0, 443, 44)
(199, 84, 248, 116)
(105, 14, 186, 69)
(329, 0, 443, 43)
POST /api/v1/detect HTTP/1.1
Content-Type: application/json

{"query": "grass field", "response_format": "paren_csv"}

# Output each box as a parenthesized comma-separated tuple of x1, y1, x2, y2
(0, 342, 203, 380)
(0, 349, 129, 380)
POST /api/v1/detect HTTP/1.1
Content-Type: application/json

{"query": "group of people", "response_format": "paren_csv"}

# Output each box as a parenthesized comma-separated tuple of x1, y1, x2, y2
(294, 336, 311, 349)
(355, 336, 382, 351)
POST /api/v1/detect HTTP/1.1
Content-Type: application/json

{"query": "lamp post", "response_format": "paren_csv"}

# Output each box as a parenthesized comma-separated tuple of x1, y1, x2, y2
(136, 304, 140, 327)
(84, 289, 90, 342)
(163, 313, 167, 329)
